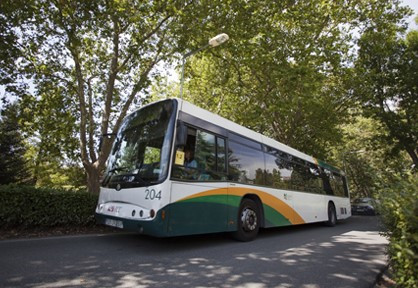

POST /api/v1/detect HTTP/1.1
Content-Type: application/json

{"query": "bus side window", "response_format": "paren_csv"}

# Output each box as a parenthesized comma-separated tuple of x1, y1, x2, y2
(331, 173, 345, 197)
(195, 130, 216, 173)
(216, 137, 227, 175)
(228, 141, 265, 185)
(264, 148, 293, 190)
(321, 168, 334, 195)
(342, 176, 349, 197)
(195, 131, 227, 181)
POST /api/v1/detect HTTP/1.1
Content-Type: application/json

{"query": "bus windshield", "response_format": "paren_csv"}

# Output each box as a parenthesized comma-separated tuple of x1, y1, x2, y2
(103, 99, 176, 188)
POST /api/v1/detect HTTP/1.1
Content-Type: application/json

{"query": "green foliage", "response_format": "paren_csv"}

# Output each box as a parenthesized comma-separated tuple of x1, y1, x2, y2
(22, 137, 87, 190)
(379, 175, 418, 287)
(334, 92, 417, 287)
(0, 185, 97, 228)
(181, 0, 412, 161)
(335, 117, 386, 198)
(354, 25, 418, 167)
(0, 0, 207, 193)
(0, 104, 32, 184)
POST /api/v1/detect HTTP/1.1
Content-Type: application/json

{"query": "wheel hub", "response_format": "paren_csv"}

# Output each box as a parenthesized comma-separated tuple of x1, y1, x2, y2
(241, 208, 257, 231)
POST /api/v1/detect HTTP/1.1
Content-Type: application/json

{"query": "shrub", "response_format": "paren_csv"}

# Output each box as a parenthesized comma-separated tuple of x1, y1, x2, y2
(378, 175, 418, 287)
(0, 185, 98, 228)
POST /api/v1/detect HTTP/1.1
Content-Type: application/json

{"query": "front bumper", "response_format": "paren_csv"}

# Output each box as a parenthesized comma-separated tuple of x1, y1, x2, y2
(95, 210, 168, 237)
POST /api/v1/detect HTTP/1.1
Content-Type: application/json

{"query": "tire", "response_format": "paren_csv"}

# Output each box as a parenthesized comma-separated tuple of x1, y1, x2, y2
(232, 198, 260, 242)
(325, 203, 337, 227)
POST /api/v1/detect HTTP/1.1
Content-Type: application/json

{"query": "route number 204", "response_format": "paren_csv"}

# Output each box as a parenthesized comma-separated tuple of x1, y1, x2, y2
(145, 189, 162, 200)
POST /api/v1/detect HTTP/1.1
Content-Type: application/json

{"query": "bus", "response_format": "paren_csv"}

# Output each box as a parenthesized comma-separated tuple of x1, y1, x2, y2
(95, 98, 351, 241)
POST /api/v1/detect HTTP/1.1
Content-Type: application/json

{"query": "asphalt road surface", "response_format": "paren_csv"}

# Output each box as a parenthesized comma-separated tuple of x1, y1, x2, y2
(0, 215, 388, 288)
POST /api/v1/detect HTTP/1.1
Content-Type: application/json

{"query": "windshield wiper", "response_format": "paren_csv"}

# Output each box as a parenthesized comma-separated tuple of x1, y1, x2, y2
(130, 177, 151, 186)
(109, 172, 151, 186)
(130, 173, 151, 186)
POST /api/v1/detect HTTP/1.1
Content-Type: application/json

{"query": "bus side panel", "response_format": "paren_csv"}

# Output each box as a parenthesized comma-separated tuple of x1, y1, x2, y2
(262, 187, 297, 227)
(168, 182, 229, 236)
(328, 196, 351, 220)
(227, 185, 301, 228)
(292, 192, 326, 223)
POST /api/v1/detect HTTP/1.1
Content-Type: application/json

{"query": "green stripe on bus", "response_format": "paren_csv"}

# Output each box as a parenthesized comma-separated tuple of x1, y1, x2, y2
(316, 159, 343, 173)
(178, 194, 292, 228)
(263, 204, 292, 227)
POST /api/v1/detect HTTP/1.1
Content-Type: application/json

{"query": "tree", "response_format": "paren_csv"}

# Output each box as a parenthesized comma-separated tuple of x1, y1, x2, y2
(1, 0, 413, 192)
(0, 104, 31, 184)
(354, 21, 418, 168)
(1, 0, 202, 193)
(335, 116, 401, 199)
(0, 0, 35, 96)
(180, 0, 411, 161)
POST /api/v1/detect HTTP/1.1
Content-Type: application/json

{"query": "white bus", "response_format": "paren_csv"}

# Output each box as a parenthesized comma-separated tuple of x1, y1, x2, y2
(96, 98, 351, 241)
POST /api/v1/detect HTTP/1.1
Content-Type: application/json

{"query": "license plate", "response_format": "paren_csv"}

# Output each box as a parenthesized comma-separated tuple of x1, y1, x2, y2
(105, 218, 124, 229)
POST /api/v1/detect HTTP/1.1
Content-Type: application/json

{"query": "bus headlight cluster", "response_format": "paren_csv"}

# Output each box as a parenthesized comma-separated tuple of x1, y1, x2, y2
(131, 210, 145, 218)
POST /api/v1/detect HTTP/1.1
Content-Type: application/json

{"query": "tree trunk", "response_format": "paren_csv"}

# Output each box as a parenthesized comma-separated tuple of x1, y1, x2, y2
(85, 165, 101, 194)
(405, 147, 418, 170)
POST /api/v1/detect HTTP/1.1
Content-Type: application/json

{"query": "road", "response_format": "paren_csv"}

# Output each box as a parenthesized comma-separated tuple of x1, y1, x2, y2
(0, 216, 388, 288)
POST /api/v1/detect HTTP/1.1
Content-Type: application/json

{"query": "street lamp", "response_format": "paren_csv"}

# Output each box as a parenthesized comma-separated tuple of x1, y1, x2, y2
(179, 33, 229, 100)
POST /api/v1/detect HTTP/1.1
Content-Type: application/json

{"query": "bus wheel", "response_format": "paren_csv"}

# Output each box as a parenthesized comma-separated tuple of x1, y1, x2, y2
(232, 198, 260, 241)
(325, 203, 337, 227)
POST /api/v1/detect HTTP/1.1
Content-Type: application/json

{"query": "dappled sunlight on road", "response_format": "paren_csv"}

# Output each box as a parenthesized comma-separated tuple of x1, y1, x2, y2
(0, 216, 387, 288)
(333, 231, 389, 245)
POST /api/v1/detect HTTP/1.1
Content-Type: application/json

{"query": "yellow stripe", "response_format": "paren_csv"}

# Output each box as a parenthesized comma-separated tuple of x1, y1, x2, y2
(178, 187, 305, 225)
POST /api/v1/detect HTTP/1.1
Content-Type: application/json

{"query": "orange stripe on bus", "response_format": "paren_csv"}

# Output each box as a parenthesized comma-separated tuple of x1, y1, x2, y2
(178, 187, 305, 225)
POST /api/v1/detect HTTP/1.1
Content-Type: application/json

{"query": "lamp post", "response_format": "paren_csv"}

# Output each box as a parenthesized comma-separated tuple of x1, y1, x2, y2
(179, 33, 229, 100)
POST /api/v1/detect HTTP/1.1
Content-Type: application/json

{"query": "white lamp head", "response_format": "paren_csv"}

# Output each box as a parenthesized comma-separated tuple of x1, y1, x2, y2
(208, 33, 229, 47)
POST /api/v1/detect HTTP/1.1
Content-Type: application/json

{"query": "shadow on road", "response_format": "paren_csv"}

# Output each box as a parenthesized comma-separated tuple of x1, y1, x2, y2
(0, 216, 388, 288)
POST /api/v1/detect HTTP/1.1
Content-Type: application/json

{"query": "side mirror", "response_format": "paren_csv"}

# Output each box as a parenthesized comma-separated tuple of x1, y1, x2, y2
(175, 121, 188, 147)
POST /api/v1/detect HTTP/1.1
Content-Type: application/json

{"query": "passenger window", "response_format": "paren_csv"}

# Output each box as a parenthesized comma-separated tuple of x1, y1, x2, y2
(264, 152, 293, 189)
(228, 141, 265, 185)
(217, 137, 226, 174)
(195, 130, 216, 172)
(264, 147, 325, 193)
(331, 173, 345, 197)
(342, 176, 349, 197)
(290, 163, 306, 191)
(321, 168, 334, 195)
(307, 164, 323, 194)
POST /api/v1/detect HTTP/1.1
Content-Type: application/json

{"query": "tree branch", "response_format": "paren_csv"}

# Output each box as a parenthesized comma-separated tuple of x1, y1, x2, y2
(87, 77, 97, 163)
(116, 14, 172, 74)
(101, 14, 120, 137)
(54, 1, 90, 167)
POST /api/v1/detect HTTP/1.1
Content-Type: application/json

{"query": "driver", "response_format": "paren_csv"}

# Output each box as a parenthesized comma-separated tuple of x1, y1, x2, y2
(185, 149, 197, 169)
